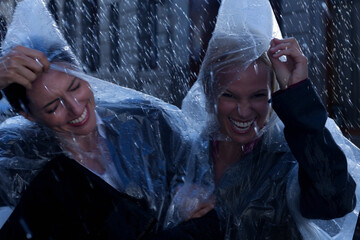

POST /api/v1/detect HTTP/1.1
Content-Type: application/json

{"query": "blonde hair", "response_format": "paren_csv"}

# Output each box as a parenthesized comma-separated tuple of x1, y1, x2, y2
(200, 39, 279, 112)
(256, 52, 279, 94)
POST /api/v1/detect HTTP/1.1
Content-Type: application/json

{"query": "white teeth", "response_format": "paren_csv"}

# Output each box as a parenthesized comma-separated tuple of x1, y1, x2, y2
(69, 108, 87, 124)
(229, 118, 254, 131)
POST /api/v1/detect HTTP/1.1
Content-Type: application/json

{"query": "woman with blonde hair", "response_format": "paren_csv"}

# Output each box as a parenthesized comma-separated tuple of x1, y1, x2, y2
(180, 0, 359, 239)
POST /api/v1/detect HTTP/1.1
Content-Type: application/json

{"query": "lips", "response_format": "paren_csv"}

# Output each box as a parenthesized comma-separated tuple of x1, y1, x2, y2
(229, 117, 255, 134)
(68, 106, 89, 126)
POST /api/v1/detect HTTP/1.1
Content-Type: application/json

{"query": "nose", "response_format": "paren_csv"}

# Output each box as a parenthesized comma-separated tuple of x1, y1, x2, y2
(62, 95, 83, 116)
(236, 101, 252, 118)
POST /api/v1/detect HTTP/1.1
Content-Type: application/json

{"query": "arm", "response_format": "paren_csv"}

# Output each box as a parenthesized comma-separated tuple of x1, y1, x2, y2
(272, 79, 356, 219)
(268, 37, 356, 219)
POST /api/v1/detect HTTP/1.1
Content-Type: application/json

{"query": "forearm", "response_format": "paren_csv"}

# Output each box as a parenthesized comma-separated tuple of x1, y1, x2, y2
(272, 79, 356, 219)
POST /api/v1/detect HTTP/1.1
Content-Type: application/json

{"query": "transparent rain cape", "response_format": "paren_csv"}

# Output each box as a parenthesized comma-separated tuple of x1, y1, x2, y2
(0, 0, 214, 231)
(182, 0, 360, 239)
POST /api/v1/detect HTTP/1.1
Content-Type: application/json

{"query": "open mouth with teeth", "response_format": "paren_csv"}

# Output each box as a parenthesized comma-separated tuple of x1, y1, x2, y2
(68, 106, 89, 127)
(229, 117, 255, 134)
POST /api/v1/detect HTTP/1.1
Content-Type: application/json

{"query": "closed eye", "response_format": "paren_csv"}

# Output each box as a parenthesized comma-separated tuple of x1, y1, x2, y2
(252, 93, 267, 98)
(222, 92, 233, 98)
(45, 102, 59, 114)
(70, 83, 80, 92)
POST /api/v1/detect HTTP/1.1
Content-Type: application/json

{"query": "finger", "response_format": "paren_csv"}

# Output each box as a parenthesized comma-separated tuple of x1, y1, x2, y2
(14, 65, 38, 84)
(271, 37, 302, 49)
(5, 56, 40, 80)
(35, 54, 50, 71)
(271, 46, 304, 62)
(276, 37, 303, 52)
(12, 46, 50, 72)
(272, 37, 296, 45)
(191, 205, 214, 219)
(267, 49, 290, 89)
(6, 53, 44, 77)
(269, 42, 291, 55)
(11, 74, 33, 89)
(0, 71, 33, 89)
(271, 49, 291, 58)
(1, 60, 38, 89)
(270, 38, 290, 48)
(270, 38, 276, 48)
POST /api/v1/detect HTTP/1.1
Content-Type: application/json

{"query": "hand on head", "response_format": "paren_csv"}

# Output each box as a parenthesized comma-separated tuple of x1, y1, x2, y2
(268, 37, 308, 89)
(0, 45, 50, 90)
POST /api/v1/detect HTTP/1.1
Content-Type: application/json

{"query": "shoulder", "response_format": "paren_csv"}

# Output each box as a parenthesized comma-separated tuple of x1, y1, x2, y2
(0, 116, 60, 159)
(96, 99, 189, 134)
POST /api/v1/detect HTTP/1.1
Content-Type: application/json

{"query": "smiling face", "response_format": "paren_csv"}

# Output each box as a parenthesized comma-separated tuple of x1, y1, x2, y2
(25, 67, 96, 136)
(216, 61, 271, 145)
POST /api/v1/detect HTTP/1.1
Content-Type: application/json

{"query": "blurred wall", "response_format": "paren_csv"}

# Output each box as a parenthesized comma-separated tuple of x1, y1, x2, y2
(278, 0, 360, 146)
(50, 0, 192, 106)
(0, 0, 192, 106)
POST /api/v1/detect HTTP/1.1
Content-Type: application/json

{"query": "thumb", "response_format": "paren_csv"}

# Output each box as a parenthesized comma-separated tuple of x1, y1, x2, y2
(268, 49, 289, 89)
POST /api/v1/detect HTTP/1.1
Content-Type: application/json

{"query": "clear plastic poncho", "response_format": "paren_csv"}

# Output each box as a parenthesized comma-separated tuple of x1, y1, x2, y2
(0, 0, 214, 231)
(182, 0, 360, 239)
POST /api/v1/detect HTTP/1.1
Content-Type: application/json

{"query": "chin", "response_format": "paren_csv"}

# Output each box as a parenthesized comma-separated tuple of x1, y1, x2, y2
(79, 123, 97, 136)
(230, 131, 257, 145)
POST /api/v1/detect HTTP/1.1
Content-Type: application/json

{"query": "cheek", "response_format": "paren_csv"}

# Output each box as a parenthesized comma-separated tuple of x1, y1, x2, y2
(83, 83, 94, 99)
(71, 90, 88, 102)
(217, 99, 237, 117)
(70, 83, 93, 102)
(252, 101, 270, 119)
(36, 108, 69, 127)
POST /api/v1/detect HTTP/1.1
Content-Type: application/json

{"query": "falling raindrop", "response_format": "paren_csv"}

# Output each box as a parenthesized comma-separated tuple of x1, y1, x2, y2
(19, 218, 33, 239)
(237, 103, 241, 116)
(253, 62, 258, 74)
(253, 121, 259, 136)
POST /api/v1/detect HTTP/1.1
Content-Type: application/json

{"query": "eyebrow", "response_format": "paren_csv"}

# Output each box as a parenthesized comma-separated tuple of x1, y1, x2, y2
(253, 89, 268, 94)
(41, 77, 77, 109)
(42, 98, 60, 110)
(66, 77, 77, 91)
(225, 89, 268, 94)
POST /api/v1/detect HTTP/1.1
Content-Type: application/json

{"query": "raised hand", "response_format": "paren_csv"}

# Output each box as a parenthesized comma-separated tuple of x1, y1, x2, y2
(268, 38, 308, 89)
(0, 45, 50, 90)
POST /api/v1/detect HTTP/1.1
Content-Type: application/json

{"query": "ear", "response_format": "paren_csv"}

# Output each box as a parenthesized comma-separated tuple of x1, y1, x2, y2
(20, 111, 36, 122)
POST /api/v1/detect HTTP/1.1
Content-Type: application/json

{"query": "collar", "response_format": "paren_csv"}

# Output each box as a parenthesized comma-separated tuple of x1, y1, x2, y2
(212, 135, 262, 160)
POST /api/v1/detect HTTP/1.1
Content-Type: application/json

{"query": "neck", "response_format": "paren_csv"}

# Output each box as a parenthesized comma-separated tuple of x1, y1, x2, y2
(213, 140, 243, 185)
(56, 129, 106, 174)
(59, 129, 98, 150)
